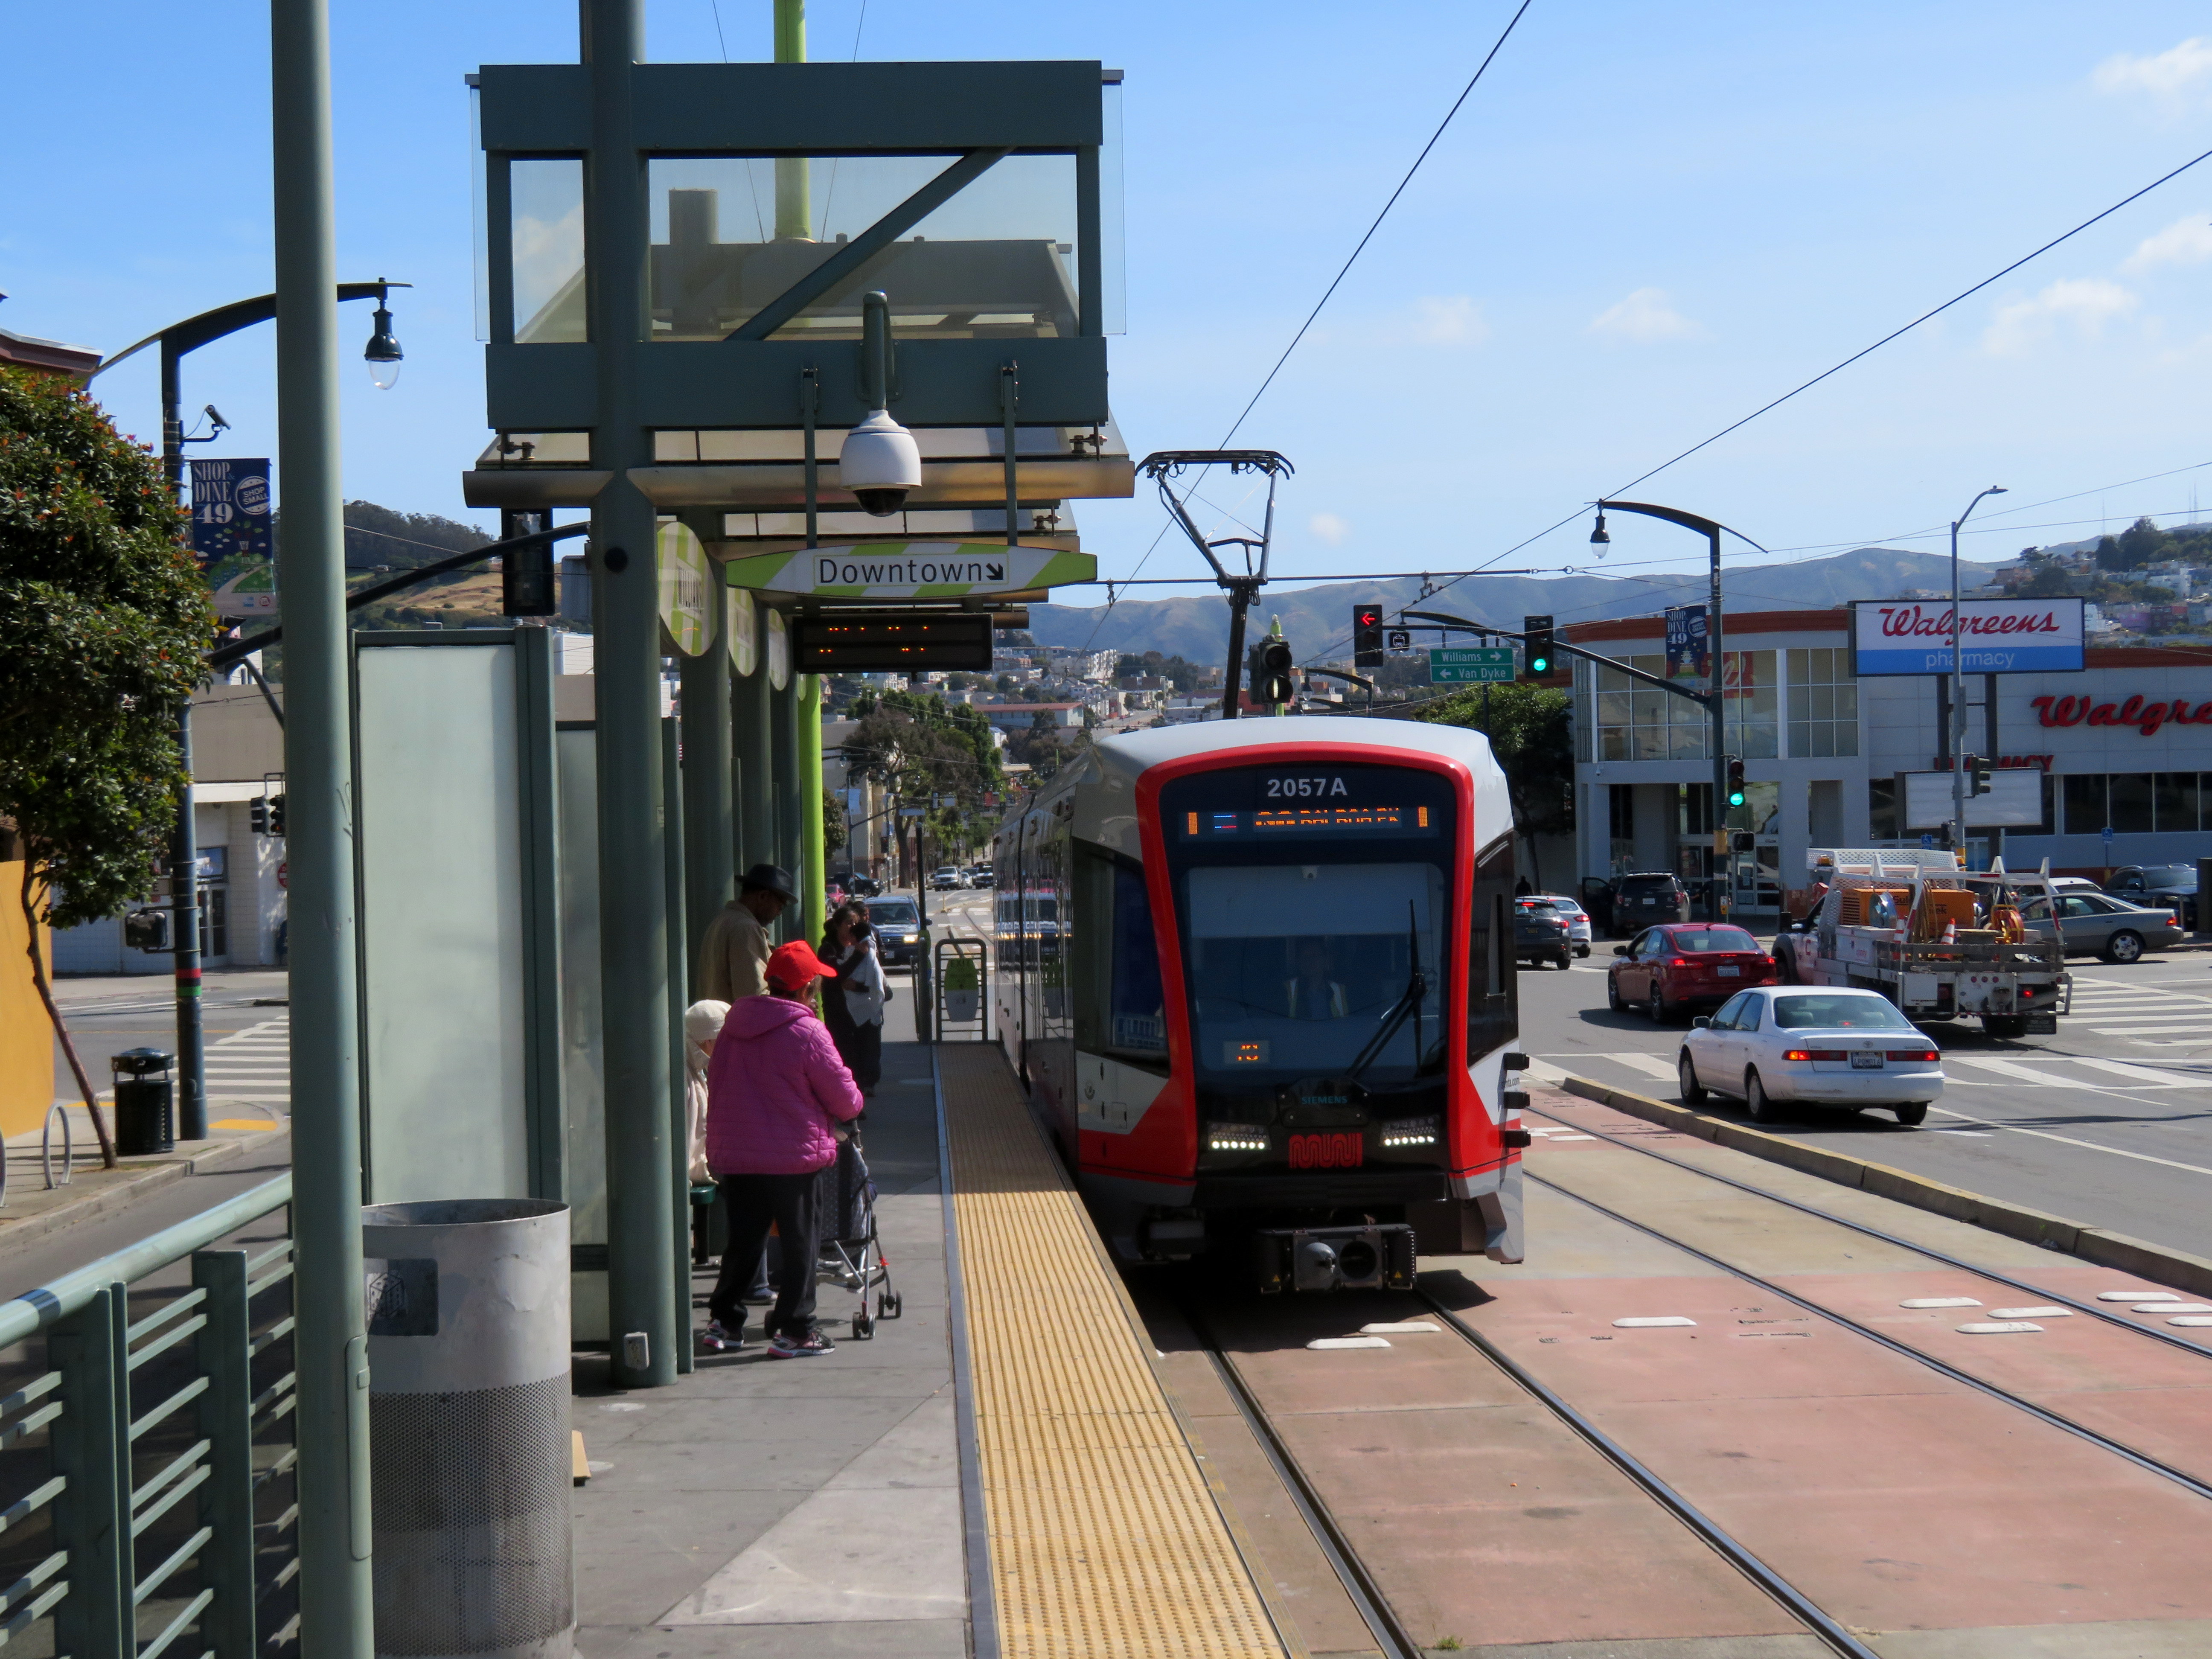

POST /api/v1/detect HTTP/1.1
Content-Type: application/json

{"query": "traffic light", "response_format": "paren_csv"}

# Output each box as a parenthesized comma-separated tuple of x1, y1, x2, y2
(1353, 604, 1384, 669)
(1725, 757, 1746, 809)
(1252, 636, 1296, 706)
(1522, 615, 1554, 679)
(250, 796, 270, 835)
(266, 794, 287, 838)
(1968, 754, 1992, 796)
(501, 510, 557, 616)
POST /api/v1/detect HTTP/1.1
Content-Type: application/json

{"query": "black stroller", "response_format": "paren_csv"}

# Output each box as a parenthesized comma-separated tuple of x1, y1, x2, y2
(816, 1131, 901, 1339)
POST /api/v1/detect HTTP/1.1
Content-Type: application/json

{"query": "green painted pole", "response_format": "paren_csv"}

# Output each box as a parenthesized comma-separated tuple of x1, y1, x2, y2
(661, 716, 696, 1374)
(679, 642, 734, 971)
(800, 673, 825, 945)
(771, 645, 801, 940)
(585, 0, 678, 1389)
(772, 0, 810, 239)
(733, 640, 773, 873)
(270, 0, 374, 1646)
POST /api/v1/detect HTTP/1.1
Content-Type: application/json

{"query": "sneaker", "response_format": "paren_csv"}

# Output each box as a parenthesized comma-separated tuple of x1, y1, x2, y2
(742, 1283, 776, 1305)
(767, 1328, 835, 1359)
(697, 1319, 744, 1353)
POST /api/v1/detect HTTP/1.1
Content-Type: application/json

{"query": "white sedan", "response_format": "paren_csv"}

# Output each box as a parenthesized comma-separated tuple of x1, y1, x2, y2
(1676, 987, 1943, 1128)
(1531, 894, 1594, 957)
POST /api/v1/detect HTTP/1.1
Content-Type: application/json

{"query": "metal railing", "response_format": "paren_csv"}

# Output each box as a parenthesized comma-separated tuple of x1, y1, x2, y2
(0, 1173, 298, 1659)
(933, 938, 990, 1044)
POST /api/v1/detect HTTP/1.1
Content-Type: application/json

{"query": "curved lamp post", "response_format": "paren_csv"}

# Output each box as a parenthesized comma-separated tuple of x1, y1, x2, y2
(90, 280, 407, 1139)
(1592, 500, 1773, 923)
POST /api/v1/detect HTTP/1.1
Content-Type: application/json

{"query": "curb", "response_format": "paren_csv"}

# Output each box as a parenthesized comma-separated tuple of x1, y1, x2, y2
(1554, 1075, 2212, 1300)
(0, 1131, 287, 1257)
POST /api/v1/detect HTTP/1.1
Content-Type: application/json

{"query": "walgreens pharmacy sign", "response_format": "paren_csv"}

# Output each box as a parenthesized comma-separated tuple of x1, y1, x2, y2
(1850, 597, 2084, 676)
(2031, 692, 2212, 737)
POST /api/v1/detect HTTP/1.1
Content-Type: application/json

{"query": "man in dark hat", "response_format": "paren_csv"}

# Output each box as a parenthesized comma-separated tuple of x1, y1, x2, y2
(699, 864, 798, 1004)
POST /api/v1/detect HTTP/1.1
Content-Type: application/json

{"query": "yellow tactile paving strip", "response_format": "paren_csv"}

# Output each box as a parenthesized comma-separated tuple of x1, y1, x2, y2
(940, 1046, 1286, 1659)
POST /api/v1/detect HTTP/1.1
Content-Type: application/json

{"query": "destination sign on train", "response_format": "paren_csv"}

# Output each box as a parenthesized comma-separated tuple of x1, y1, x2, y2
(721, 541, 1097, 598)
(1179, 804, 1439, 838)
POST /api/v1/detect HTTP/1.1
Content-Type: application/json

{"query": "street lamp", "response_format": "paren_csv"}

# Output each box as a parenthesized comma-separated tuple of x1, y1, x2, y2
(364, 280, 403, 388)
(1593, 500, 1773, 923)
(1949, 485, 2006, 860)
(1588, 511, 1610, 551)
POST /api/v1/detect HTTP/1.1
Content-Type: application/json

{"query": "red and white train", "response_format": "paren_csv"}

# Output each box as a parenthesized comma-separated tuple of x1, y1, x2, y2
(990, 716, 1528, 1291)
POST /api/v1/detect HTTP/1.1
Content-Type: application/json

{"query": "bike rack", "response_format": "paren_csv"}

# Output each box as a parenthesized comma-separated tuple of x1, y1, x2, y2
(933, 936, 990, 1044)
(41, 1103, 73, 1190)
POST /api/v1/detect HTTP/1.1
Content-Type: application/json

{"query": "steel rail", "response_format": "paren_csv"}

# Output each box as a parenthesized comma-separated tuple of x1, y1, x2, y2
(1411, 1289, 1881, 1659)
(1521, 1168, 2212, 1506)
(1525, 1100, 2212, 1361)
(1177, 1301, 1423, 1659)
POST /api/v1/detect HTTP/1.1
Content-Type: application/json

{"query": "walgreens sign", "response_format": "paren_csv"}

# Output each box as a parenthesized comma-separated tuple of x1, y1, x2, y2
(1850, 597, 2085, 677)
(2031, 693, 2212, 737)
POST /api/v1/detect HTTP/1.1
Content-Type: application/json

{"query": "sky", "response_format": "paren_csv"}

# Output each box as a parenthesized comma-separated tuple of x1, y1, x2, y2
(9, 3, 2212, 608)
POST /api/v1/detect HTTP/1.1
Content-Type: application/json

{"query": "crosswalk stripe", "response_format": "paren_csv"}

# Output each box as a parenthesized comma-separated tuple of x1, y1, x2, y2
(1932, 1056, 2061, 1086)
(2070, 1056, 2209, 1089)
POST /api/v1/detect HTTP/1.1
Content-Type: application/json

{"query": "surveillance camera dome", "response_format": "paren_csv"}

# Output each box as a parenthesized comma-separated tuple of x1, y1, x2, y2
(840, 408, 923, 518)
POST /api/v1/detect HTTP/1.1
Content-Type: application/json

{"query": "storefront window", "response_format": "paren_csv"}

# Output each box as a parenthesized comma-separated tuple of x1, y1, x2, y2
(2064, 774, 2106, 835)
(1786, 649, 1858, 757)
(1592, 654, 1712, 760)
(1722, 651, 1778, 760)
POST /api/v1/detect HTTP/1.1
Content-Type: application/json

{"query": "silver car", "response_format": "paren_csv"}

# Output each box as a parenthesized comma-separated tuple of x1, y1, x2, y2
(2020, 891, 2183, 963)
(1531, 894, 1594, 957)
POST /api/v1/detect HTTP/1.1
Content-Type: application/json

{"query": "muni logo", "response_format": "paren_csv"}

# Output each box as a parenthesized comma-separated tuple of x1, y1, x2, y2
(818, 555, 1007, 586)
(1288, 1132, 1364, 1170)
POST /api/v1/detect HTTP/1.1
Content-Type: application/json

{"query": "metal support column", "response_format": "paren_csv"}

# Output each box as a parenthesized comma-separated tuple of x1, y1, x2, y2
(171, 703, 207, 1140)
(1985, 671, 2003, 865)
(271, 0, 374, 1644)
(679, 645, 734, 972)
(585, 0, 677, 1389)
(1706, 527, 1726, 922)
(771, 647, 801, 940)
(800, 674, 824, 946)
(733, 647, 773, 876)
(661, 717, 695, 1374)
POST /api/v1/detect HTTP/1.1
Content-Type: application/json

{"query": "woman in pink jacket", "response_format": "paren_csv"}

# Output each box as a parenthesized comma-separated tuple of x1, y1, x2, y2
(700, 940, 864, 1357)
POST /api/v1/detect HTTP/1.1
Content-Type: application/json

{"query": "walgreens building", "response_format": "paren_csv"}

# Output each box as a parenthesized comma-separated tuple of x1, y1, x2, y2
(1566, 602, 2212, 918)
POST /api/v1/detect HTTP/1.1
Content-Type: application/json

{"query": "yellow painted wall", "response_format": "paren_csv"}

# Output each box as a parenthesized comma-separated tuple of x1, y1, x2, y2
(0, 863, 54, 1140)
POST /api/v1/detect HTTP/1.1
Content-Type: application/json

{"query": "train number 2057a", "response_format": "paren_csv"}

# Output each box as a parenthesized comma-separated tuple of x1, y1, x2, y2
(1264, 775, 1350, 799)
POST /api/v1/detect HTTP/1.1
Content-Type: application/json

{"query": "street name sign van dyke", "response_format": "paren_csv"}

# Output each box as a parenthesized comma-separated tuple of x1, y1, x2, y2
(1849, 597, 2085, 676)
(722, 541, 1096, 599)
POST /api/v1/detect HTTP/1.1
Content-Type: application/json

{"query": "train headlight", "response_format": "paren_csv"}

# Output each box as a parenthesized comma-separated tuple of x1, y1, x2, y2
(1381, 1116, 1438, 1148)
(1207, 1124, 1269, 1152)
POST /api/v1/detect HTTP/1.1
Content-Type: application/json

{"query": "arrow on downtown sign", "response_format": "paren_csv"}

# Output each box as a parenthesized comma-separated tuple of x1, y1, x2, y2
(720, 541, 1095, 600)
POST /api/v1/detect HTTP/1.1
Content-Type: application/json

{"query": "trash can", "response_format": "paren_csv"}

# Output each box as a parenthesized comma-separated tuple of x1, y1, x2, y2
(364, 1198, 573, 1659)
(110, 1049, 174, 1155)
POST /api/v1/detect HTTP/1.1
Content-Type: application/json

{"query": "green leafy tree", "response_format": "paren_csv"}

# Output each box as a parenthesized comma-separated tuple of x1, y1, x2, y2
(1414, 681, 1574, 886)
(1, 368, 211, 1165)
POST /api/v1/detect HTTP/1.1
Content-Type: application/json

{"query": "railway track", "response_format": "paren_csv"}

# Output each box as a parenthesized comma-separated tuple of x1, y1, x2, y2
(1153, 1093, 2212, 1656)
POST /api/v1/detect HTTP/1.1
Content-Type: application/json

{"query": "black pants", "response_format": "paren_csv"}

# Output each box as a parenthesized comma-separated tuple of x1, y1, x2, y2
(710, 1172, 819, 1337)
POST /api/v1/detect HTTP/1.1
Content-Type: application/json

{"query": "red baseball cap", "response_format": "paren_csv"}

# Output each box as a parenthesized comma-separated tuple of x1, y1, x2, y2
(765, 940, 837, 993)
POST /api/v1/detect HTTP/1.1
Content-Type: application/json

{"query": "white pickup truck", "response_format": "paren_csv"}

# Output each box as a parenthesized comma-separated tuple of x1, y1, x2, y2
(1772, 849, 2070, 1039)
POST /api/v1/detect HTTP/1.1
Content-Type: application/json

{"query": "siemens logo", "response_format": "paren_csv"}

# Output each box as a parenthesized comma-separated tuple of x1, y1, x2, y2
(818, 556, 1007, 585)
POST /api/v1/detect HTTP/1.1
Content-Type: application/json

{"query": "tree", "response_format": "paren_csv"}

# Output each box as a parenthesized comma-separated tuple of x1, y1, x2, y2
(1413, 681, 1573, 885)
(2117, 515, 2164, 570)
(1, 368, 212, 1166)
(842, 689, 1004, 854)
(2093, 534, 2130, 574)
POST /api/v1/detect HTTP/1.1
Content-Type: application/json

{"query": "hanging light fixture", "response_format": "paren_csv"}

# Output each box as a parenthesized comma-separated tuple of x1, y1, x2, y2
(1589, 509, 1610, 552)
(364, 279, 403, 390)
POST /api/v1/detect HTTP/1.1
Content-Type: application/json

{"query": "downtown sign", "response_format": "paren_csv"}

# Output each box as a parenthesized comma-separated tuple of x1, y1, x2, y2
(1849, 597, 2085, 677)
(721, 541, 1095, 600)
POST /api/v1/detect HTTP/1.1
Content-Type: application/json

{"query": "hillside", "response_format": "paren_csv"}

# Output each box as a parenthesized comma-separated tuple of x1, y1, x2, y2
(1025, 546, 2010, 663)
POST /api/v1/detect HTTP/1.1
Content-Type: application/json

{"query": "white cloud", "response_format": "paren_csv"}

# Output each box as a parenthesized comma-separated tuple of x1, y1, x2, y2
(1983, 277, 2139, 355)
(1587, 287, 1704, 344)
(1408, 294, 1489, 346)
(2093, 37, 2212, 98)
(2123, 212, 2212, 271)
(1308, 512, 1351, 545)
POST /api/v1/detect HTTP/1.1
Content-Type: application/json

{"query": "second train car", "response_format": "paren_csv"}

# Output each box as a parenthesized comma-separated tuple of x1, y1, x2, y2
(991, 716, 1528, 1290)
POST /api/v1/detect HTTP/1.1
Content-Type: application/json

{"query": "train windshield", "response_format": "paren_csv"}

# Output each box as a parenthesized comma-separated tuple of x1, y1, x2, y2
(1160, 763, 1456, 1094)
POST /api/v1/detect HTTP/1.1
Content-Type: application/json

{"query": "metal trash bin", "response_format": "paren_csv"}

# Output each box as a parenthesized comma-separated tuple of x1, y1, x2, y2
(364, 1198, 573, 1659)
(110, 1049, 174, 1155)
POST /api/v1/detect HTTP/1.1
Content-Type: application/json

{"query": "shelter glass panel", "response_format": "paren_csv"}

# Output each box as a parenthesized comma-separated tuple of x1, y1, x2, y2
(646, 155, 1081, 342)
(512, 160, 588, 344)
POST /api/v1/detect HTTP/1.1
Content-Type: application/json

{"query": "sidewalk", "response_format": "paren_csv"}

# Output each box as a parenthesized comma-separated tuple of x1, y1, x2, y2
(568, 1041, 965, 1658)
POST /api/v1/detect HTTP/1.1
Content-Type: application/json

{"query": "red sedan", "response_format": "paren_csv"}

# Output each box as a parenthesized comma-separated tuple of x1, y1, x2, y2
(1607, 923, 1776, 1022)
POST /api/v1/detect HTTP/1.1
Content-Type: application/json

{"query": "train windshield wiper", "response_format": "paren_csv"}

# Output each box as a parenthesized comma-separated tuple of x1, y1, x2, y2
(1345, 905, 1427, 1085)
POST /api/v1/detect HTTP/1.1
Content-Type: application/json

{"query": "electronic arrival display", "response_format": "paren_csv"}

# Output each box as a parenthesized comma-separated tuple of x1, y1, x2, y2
(1178, 803, 1437, 838)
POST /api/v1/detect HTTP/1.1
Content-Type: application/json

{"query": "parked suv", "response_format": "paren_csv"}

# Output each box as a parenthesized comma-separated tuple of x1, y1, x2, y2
(2109, 864, 2198, 931)
(1609, 872, 1690, 933)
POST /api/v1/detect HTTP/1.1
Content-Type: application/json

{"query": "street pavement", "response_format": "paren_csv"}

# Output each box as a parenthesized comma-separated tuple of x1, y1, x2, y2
(49, 968, 291, 1128)
(1518, 946, 2212, 1263)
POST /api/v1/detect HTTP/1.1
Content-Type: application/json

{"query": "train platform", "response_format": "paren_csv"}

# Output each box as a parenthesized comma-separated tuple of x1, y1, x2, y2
(578, 1038, 2212, 1659)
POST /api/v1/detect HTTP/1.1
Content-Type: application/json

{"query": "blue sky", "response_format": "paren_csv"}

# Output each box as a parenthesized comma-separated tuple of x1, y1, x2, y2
(9, 3, 2212, 592)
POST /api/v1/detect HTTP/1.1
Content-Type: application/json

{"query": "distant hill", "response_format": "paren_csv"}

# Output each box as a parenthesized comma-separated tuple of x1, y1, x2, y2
(1027, 546, 2010, 664)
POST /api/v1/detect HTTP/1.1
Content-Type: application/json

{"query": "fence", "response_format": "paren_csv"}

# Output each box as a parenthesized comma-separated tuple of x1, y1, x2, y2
(0, 1173, 298, 1659)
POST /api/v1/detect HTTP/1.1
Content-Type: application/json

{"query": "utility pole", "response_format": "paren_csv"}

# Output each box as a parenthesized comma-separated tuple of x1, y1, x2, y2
(1950, 486, 2007, 865)
(271, 0, 373, 1648)
(586, 0, 677, 1388)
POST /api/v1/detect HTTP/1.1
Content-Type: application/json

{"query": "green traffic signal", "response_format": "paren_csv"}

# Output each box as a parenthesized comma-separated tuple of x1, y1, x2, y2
(1727, 788, 1746, 808)
(1528, 653, 1549, 674)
